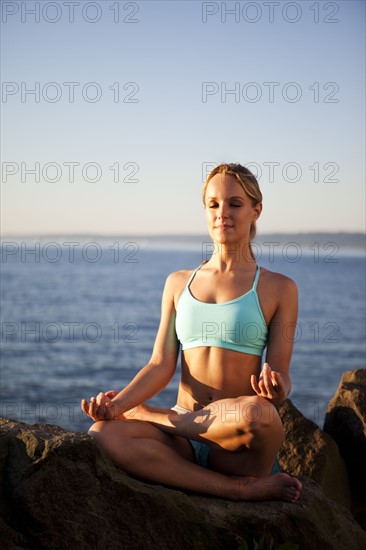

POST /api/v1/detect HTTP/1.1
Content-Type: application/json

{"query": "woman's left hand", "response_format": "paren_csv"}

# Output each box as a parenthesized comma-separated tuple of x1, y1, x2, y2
(251, 363, 287, 404)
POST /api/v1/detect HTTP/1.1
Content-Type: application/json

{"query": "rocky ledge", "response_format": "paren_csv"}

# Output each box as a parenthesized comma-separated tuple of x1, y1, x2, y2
(324, 369, 366, 529)
(0, 370, 365, 550)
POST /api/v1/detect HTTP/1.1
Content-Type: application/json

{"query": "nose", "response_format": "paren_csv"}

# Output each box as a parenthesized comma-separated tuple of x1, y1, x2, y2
(217, 202, 229, 219)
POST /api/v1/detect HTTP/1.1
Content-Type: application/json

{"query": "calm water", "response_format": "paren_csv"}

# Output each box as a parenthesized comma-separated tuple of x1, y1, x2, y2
(1, 238, 365, 432)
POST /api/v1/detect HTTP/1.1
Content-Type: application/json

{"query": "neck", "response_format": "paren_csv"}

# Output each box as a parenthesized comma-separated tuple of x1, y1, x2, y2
(207, 241, 256, 271)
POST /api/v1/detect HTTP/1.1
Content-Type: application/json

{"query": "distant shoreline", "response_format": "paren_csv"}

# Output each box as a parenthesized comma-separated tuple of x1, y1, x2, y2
(1, 232, 365, 251)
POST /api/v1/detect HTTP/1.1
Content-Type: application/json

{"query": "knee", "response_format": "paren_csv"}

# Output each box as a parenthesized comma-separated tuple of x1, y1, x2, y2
(88, 420, 118, 451)
(236, 396, 284, 438)
(88, 420, 108, 436)
(237, 395, 275, 420)
(88, 420, 132, 466)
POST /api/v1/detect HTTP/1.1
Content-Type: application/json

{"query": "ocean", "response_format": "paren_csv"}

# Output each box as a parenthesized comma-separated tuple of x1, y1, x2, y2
(1, 236, 365, 432)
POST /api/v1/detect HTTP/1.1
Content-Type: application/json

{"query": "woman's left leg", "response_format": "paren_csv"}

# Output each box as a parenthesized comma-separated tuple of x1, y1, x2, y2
(138, 395, 285, 477)
(133, 394, 301, 501)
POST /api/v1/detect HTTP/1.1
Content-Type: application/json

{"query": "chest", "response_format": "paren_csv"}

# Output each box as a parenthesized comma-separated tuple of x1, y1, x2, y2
(187, 275, 277, 327)
(189, 274, 253, 304)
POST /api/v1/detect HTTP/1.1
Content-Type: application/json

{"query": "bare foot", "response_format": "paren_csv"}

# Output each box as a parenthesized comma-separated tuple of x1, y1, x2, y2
(229, 473, 302, 502)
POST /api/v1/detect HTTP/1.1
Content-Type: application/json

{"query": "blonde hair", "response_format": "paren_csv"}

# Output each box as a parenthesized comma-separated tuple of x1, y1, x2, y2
(202, 163, 262, 260)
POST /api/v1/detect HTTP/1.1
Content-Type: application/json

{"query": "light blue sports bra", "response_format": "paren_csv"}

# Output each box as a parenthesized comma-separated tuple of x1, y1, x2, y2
(175, 264, 268, 356)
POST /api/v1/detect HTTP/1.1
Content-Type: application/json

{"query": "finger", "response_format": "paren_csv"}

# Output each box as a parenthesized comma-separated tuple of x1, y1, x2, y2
(96, 392, 106, 406)
(83, 399, 97, 420)
(256, 377, 265, 393)
(89, 397, 98, 418)
(271, 371, 285, 392)
(272, 372, 283, 391)
(105, 390, 118, 399)
(270, 371, 279, 389)
(104, 400, 114, 420)
(251, 375, 261, 395)
(262, 364, 271, 389)
(262, 365, 273, 397)
(81, 399, 89, 415)
(99, 392, 111, 417)
(103, 400, 111, 419)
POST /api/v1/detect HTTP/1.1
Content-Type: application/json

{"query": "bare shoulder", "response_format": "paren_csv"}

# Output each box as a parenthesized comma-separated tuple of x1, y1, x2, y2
(166, 268, 195, 287)
(257, 267, 298, 323)
(260, 266, 298, 297)
(165, 268, 197, 305)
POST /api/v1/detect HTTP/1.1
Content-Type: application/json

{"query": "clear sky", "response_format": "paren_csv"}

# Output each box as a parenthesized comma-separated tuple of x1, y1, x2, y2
(1, 0, 365, 235)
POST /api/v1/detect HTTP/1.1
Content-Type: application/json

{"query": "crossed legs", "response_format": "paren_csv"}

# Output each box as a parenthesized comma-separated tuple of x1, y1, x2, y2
(88, 395, 302, 501)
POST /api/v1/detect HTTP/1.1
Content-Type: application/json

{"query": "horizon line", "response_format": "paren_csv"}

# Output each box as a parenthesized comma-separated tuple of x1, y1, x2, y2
(1, 230, 365, 238)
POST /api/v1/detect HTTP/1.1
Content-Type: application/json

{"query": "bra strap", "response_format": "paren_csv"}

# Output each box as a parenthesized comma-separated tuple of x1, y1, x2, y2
(252, 265, 261, 290)
(186, 264, 202, 289)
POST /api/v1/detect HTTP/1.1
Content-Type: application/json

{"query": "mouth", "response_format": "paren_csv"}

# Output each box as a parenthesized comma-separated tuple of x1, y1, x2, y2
(215, 224, 233, 229)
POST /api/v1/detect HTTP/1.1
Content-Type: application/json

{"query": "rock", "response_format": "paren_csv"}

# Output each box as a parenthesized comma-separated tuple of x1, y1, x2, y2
(1, 418, 366, 550)
(324, 369, 366, 528)
(276, 399, 351, 508)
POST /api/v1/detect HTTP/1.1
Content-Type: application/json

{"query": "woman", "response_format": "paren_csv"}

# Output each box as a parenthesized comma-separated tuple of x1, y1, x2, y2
(81, 163, 302, 502)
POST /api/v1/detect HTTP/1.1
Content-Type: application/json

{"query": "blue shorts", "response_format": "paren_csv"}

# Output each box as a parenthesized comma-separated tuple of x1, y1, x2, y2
(171, 404, 281, 474)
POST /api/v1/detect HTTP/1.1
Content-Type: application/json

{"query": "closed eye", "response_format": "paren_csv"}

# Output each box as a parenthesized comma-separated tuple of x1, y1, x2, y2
(208, 203, 242, 208)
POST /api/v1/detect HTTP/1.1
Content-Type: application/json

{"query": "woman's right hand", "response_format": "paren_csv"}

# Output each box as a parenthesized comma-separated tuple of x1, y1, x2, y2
(81, 390, 121, 421)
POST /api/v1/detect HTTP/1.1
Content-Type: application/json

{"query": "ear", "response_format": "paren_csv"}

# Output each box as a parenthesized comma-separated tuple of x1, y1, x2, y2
(253, 202, 263, 221)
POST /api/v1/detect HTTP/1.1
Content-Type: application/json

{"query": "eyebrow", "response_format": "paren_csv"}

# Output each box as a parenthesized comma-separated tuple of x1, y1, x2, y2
(206, 196, 245, 201)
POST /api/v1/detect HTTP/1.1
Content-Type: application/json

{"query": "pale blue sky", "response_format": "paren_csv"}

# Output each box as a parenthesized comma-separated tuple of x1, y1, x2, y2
(1, 0, 365, 235)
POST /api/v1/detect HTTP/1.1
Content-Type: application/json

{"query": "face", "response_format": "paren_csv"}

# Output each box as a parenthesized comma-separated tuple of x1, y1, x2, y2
(204, 173, 262, 245)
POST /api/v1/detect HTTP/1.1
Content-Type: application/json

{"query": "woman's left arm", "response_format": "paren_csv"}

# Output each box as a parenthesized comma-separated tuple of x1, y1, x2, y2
(251, 276, 298, 405)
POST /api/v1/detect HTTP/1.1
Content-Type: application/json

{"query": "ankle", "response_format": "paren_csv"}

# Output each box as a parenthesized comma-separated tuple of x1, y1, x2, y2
(200, 479, 243, 500)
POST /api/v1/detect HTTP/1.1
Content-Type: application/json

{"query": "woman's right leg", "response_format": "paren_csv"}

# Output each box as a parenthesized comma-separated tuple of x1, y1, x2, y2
(88, 418, 301, 501)
(89, 418, 236, 496)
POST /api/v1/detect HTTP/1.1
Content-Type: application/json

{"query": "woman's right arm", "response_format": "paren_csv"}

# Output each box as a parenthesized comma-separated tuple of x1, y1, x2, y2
(81, 273, 180, 421)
